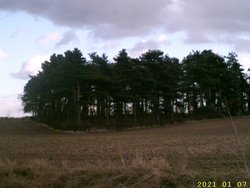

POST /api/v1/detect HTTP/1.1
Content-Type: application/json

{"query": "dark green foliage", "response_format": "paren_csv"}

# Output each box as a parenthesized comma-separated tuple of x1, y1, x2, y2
(21, 48, 250, 130)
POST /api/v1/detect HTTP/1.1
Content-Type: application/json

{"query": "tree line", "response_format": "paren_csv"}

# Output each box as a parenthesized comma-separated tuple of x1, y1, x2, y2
(22, 48, 250, 130)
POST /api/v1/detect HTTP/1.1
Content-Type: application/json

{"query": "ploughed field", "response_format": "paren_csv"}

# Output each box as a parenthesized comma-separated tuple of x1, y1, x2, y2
(1, 117, 250, 187)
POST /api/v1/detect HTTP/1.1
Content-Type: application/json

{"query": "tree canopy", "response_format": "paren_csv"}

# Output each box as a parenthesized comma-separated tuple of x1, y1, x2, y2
(22, 48, 250, 130)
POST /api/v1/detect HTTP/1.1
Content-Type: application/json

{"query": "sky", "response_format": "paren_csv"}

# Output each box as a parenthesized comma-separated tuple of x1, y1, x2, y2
(0, 0, 250, 117)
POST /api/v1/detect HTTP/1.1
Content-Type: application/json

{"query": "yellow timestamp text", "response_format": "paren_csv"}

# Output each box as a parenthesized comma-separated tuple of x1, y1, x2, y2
(197, 181, 247, 188)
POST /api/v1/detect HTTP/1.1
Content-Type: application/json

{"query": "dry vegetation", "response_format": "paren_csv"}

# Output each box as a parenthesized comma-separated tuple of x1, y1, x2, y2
(1, 117, 250, 187)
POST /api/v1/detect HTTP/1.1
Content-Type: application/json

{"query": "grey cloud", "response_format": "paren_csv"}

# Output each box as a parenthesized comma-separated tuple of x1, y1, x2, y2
(10, 62, 32, 80)
(167, 0, 250, 44)
(10, 62, 31, 80)
(132, 40, 167, 51)
(134, 40, 160, 50)
(0, 0, 169, 38)
(56, 30, 78, 47)
(1, 0, 250, 49)
(234, 38, 250, 53)
(128, 38, 171, 57)
(219, 35, 250, 53)
(184, 32, 212, 44)
(10, 71, 29, 80)
(10, 55, 49, 80)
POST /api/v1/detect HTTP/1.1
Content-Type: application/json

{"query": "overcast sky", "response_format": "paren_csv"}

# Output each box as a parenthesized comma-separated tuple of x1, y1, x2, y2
(0, 0, 250, 117)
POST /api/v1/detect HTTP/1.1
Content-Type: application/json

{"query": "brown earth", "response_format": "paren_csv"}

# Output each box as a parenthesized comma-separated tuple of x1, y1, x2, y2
(0, 117, 250, 187)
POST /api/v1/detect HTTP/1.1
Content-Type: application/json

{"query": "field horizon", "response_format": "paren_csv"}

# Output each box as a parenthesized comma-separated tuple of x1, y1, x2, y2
(1, 116, 250, 187)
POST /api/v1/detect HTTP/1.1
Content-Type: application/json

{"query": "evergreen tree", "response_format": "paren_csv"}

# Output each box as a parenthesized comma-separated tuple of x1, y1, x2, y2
(22, 48, 249, 131)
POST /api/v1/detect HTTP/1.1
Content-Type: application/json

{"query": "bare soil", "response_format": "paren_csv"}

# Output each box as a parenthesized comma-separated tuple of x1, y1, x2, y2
(1, 117, 250, 187)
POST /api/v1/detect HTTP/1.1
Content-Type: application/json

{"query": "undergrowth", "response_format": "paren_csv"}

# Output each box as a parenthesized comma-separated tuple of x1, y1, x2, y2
(0, 158, 194, 188)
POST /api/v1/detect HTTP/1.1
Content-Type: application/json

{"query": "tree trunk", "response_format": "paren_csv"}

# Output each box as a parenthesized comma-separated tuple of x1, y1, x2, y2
(76, 82, 81, 126)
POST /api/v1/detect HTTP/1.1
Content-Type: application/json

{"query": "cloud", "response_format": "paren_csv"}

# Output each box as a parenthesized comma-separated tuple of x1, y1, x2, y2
(1, 0, 250, 48)
(129, 40, 159, 57)
(36, 30, 78, 48)
(11, 55, 49, 80)
(129, 35, 171, 57)
(166, 0, 250, 44)
(37, 31, 62, 45)
(239, 55, 250, 71)
(217, 34, 250, 53)
(0, 0, 169, 39)
(0, 48, 8, 61)
(0, 94, 26, 117)
(56, 30, 78, 47)
(232, 38, 250, 53)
